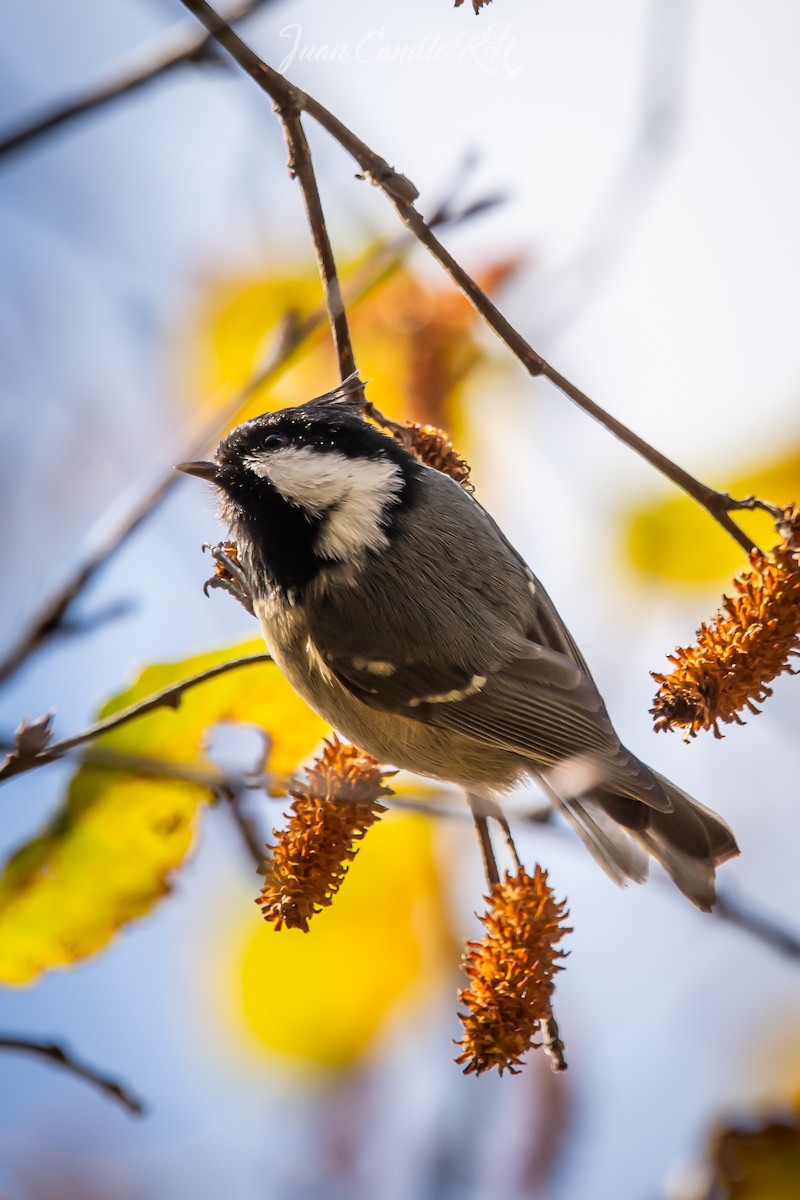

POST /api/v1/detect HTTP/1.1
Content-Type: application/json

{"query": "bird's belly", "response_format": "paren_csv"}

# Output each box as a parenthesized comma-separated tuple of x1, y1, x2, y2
(255, 601, 522, 792)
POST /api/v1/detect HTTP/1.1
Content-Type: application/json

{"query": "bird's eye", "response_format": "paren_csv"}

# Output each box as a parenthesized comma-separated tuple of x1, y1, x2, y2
(263, 433, 288, 449)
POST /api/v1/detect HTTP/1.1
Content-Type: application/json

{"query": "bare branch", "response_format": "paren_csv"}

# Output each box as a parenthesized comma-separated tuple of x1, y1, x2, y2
(387, 209, 760, 557)
(0, 736, 470, 836)
(178, 0, 418, 203)
(277, 106, 360, 390)
(0, 481, 173, 688)
(178, 0, 763, 559)
(526, 809, 800, 963)
(222, 788, 269, 870)
(713, 891, 800, 961)
(46, 741, 257, 790)
(0, 1035, 145, 1115)
(0, 652, 271, 783)
(0, 0, 274, 162)
(4, 725, 800, 970)
(469, 804, 500, 889)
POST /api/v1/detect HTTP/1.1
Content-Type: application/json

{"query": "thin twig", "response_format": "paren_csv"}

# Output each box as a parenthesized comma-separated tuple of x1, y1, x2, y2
(46, 742, 256, 790)
(0, 315, 297, 687)
(0, 653, 271, 783)
(179, 0, 762, 558)
(497, 811, 524, 871)
(713, 891, 800, 960)
(277, 107, 359, 390)
(0, 1035, 145, 1115)
(388, 211, 758, 555)
(222, 788, 268, 870)
(527, 808, 800, 962)
(178, 0, 418, 200)
(0, 0, 273, 162)
(5, 723, 800, 968)
(472, 813, 500, 889)
(0, 734, 470, 830)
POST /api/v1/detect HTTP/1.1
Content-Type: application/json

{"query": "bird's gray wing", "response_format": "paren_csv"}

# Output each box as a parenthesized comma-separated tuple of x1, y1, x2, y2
(306, 467, 670, 809)
(427, 663, 670, 807)
(313, 634, 671, 811)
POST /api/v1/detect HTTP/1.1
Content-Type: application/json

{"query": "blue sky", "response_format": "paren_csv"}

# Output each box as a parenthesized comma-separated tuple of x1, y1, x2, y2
(2, 3, 800, 1198)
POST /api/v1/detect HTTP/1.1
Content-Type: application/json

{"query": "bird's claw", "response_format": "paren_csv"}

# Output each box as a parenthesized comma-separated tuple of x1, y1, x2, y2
(201, 542, 255, 616)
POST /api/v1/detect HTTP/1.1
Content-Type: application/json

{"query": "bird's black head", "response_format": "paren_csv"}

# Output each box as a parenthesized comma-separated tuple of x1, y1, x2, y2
(178, 392, 421, 599)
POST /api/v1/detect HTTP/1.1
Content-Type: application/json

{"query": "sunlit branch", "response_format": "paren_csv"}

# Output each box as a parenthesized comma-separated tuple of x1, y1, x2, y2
(178, 0, 764, 559)
(277, 107, 361, 394)
(0, 653, 271, 782)
(3, 724, 799, 968)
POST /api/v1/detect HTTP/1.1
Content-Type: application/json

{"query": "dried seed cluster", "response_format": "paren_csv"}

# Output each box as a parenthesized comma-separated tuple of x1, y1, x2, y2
(211, 541, 242, 583)
(651, 504, 800, 738)
(257, 737, 392, 932)
(397, 422, 474, 492)
(456, 867, 571, 1076)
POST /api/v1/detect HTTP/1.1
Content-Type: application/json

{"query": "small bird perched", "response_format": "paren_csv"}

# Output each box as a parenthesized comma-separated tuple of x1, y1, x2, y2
(178, 383, 738, 909)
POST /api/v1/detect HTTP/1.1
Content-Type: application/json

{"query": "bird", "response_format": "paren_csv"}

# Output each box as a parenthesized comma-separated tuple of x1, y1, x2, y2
(178, 381, 738, 910)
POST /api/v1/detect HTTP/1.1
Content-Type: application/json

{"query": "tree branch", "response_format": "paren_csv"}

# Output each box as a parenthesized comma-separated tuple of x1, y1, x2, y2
(5, 724, 800, 970)
(469, 808, 500, 889)
(0, 0, 274, 162)
(0, 652, 271, 783)
(178, 0, 763, 559)
(277, 106, 359, 389)
(525, 808, 800, 962)
(713, 890, 800, 960)
(0, 1035, 145, 1115)
(0, 735, 471, 829)
(222, 787, 269, 870)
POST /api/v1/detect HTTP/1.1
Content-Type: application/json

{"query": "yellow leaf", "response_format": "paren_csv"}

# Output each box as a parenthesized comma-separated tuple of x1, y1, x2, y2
(708, 1117, 800, 1199)
(0, 641, 327, 986)
(225, 811, 454, 1069)
(183, 255, 518, 437)
(623, 450, 800, 588)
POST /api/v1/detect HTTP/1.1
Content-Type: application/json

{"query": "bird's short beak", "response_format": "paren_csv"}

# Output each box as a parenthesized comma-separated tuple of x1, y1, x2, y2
(176, 460, 218, 482)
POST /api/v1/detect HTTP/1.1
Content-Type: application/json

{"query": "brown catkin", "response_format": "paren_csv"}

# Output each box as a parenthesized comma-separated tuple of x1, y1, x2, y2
(456, 866, 571, 1075)
(651, 504, 800, 738)
(396, 423, 474, 492)
(257, 738, 392, 932)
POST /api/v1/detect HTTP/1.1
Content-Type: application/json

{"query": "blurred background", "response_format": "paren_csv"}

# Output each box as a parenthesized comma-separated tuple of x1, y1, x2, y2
(1, 1, 800, 1197)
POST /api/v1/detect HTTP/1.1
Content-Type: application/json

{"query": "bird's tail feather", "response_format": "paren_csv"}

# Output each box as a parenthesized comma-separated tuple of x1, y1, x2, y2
(556, 794, 648, 888)
(541, 760, 738, 911)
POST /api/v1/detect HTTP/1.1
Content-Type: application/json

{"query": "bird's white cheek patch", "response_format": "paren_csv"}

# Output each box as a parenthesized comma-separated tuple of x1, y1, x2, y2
(244, 445, 403, 561)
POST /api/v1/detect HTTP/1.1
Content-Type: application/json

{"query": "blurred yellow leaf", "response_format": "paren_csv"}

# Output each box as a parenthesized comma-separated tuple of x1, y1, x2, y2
(0, 641, 326, 986)
(708, 1117, 800, 1199)
(624, 449, 800, 588)
(229, 810, 455, 1069)
(183, 254, 519, 437)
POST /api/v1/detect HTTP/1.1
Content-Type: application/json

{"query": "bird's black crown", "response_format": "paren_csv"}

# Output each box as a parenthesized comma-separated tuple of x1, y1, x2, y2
(212, 396, 421, 599)
(216, 397, 412, 473)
